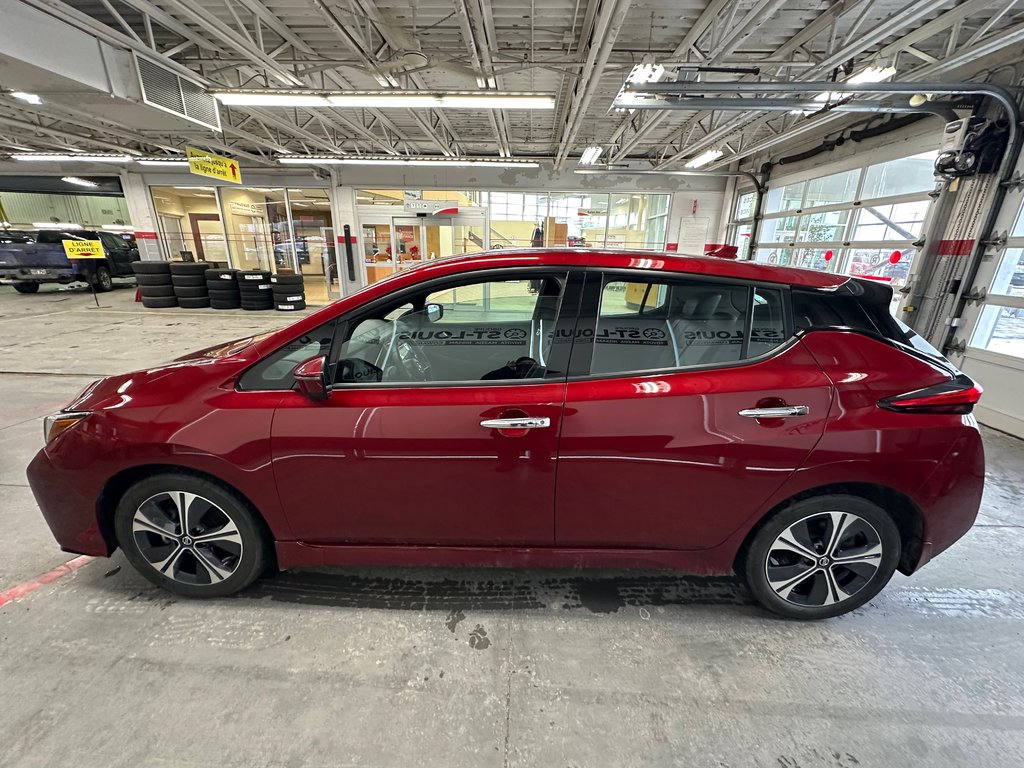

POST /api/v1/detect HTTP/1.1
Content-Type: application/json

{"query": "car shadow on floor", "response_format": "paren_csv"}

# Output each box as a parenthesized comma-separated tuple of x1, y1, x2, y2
(241, 568, 755, 614)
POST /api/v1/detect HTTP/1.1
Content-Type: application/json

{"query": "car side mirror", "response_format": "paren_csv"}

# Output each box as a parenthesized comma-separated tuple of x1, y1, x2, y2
(293, 355, 329, 400)
(424, 302, 444, 323)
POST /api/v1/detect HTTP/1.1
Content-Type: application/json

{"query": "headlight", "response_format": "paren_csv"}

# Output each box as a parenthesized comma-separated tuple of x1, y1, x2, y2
(43, 411, 91, 444)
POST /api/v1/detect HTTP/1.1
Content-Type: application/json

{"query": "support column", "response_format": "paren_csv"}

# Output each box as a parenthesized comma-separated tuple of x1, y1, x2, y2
(330, 174, 365, 295)
(120, 172, 163, 261)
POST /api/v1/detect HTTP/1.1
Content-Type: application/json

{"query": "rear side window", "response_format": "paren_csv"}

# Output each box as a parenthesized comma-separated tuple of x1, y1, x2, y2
(588, 277, 788, 375)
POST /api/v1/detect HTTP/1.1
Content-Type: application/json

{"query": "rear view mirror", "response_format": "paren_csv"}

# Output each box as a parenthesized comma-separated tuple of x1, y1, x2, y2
(293, 355, 328, 400)
(424, 302, 444, 323)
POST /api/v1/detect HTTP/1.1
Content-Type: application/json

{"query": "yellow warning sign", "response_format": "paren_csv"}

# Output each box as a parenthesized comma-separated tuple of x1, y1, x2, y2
(62, 240, 105, 259)
(186, 146, 242, 184)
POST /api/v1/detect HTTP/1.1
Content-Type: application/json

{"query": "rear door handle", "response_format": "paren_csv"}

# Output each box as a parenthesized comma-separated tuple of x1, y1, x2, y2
(738, 405, 810, 418)
(480, 417, 551, 429)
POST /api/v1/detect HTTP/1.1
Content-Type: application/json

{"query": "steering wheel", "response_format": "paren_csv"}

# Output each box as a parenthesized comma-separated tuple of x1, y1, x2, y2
(389, 339, 433, 382)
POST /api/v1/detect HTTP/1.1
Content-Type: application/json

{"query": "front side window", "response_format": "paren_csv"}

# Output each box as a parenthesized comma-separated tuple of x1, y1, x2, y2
(333, 274, 566, 384)
(238, 320, 338, 390)
(587, 276, 788, 375)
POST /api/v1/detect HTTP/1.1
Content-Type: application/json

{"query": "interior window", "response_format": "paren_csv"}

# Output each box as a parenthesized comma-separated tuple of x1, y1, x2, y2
(237, 320, 338, 391)
(591, 277, 767, 375)
(333, 275, 565, 385)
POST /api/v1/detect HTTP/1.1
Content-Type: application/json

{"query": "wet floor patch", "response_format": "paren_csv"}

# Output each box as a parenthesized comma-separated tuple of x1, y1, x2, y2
(242, 569, 753, 613)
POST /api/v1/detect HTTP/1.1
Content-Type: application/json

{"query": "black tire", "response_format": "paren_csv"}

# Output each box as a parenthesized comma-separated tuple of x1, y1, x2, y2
(238, 270, 271, 283)
(177, 296, 211, 309)
(743, 495, 901, 620)
(131, 260, 171, 275)
(276, 301, 307, 311)
(13, 282, 40, 294)
(171, 274, 206, 287)
(173, 286, 209, 299)
(141, 296, 178, 309)
(168, 262, 210, 276)
(239, 285, 273, 297)
(139, 284, 176, 298)
(113, 472, 268, 598)
(208, 288, 241, 300)
(91, 265, 114, 292)
(135, 273, 174, 287)
(241, 301, 274, 311)
(270, 274, 303, 285)
(272, 289, 305, 301)
(205, 269, 238, 281)
(210, 299, 242, 310)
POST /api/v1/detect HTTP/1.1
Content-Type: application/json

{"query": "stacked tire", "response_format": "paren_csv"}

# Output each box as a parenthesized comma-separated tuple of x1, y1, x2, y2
(206, 269, 241, 310)
(238, 270, 274, 311)
(271, 273, 306, 311)
(132, 261, 176, 309)
(169, 262, 211, 309)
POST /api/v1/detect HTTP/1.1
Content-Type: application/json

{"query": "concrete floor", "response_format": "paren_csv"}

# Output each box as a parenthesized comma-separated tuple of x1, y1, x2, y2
(1, 282, 1023, 768)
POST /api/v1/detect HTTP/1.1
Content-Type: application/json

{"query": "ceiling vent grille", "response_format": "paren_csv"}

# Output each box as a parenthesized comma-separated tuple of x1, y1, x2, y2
(135, 55, 221, 132)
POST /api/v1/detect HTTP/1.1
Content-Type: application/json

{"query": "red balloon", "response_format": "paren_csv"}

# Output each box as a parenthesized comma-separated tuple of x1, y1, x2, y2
(889, 250, 902, 264)
(824, 249, 833, 261)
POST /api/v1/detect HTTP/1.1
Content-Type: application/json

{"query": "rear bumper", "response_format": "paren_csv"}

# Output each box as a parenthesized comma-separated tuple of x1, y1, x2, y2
(26, 448, 113, 557)
(0, 267, 77, 283)
(910, 420, 986, 571)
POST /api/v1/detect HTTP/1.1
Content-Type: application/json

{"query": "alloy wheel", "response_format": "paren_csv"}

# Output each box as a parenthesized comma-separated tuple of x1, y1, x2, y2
(131, 491, 244, 586)
(764, 511, 884, 607)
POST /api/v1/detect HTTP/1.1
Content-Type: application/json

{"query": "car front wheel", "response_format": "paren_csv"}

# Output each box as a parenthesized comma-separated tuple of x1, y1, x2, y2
(744, 495, 901, 620)
(114, 473, 268, 597)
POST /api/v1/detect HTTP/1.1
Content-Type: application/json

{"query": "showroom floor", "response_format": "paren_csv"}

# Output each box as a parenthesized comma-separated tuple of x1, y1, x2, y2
(2, 283, 1023, 768)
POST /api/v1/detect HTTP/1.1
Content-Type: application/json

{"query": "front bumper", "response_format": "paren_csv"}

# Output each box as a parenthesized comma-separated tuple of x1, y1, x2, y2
(26, 448, 113, 557)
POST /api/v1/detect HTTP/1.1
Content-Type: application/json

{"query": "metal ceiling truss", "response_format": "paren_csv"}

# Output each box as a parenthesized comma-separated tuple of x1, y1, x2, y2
(5, 0, 1024, 166)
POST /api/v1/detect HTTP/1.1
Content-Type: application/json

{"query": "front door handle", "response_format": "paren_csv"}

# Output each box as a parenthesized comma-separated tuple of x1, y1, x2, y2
(738, 405, 810, 418)
(480, 417, 551, 429)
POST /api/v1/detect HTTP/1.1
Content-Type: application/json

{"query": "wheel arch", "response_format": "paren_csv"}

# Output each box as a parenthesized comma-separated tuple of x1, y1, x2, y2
(96, 463, 277, 563)
(733, 482, 924, 577)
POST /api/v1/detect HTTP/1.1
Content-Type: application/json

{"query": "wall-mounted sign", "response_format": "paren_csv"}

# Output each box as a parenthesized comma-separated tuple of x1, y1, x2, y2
(62, 239, 105, 259)
(229, 200, 262, 216)
(186, 146, 241, 184)
(403, 199, 460, 214)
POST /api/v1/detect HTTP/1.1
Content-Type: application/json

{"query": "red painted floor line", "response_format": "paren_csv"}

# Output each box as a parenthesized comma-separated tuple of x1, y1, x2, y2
(0, 555, 95, 608)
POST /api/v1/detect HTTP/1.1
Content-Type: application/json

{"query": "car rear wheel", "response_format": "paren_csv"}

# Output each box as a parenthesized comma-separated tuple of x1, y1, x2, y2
(744, 495, 900, 620)
(114, 473, 268, 598)
(13, 282, 39, 293)
(91, 265, 113, 292)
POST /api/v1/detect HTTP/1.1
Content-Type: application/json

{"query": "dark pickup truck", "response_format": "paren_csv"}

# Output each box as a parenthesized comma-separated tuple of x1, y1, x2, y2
(0, 229, 137, 293)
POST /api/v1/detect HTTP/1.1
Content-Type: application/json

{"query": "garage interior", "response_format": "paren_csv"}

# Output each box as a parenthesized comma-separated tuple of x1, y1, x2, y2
(2, 0, 1024, 765)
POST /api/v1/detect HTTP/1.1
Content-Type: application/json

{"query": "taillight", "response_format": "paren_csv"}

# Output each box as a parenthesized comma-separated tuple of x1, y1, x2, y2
(878, 374, 982, 415)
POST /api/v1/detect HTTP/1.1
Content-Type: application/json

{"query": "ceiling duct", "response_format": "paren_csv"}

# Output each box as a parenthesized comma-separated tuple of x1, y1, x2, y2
(135, 54, 221, 132)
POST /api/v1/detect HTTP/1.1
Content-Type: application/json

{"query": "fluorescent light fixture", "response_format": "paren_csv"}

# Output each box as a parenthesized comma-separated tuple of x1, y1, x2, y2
(137, 158, 189, 166)
(579, 146, 604, 165)
(12, 153, 132, 163)
(11, 91, 42, 105)
(849, 65, 897, 84)
(815, 65, 898, 102)
(173, 186, 213, 191)
(34, 222, 82, 229)
(212, 90, 555, 110)
(61, 176, 99, 188)
(627, 63, 665, 85)
(684, 149, 724, 168)
(101, 224, 134, 231)
(278, 155, 542, 168)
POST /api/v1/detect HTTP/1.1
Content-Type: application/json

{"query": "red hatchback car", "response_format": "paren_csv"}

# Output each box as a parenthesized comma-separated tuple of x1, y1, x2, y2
(28, 250, 985, 619)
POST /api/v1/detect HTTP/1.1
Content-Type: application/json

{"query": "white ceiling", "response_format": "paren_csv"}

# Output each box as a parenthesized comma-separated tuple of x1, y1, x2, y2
(1, 0, 1022, 172)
